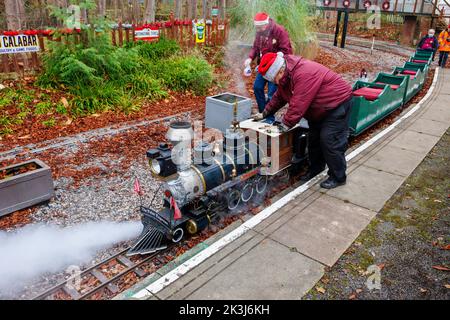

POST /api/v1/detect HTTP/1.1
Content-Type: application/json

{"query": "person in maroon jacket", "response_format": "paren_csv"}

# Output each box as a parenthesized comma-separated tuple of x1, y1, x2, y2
(253, 52, 353, 189)
(244, 12, 293, 115)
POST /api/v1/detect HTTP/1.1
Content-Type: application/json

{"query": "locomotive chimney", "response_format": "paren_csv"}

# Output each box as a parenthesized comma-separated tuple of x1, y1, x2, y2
(166, 121, 194, 172)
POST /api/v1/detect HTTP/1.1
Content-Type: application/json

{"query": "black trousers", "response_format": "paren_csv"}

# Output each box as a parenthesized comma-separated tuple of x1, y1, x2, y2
(308, 98, 353, 182)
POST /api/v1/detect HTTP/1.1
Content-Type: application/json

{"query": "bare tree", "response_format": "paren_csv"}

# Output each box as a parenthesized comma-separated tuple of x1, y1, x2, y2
(184, 0, 188, 19)
(98, 0, 106, 18)
(118, 0, 125, 22)
(202, 0, 206, 19)
(219, 0, 226, 19)
(132, 0, 140, 23)
(144, 0, 155, 22)
(175, 0, 182, 19)
(190, 0, 197, 19)
(112, 0, 118, 20)
(4, 0, 26, 30)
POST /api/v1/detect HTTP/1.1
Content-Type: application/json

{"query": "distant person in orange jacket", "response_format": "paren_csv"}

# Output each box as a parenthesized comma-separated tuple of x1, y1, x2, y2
(438, 25, 450, 68)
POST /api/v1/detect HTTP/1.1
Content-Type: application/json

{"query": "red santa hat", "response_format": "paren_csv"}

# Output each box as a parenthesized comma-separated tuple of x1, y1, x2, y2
(254, 12, 270, 26)
(258, 52, 286, 82)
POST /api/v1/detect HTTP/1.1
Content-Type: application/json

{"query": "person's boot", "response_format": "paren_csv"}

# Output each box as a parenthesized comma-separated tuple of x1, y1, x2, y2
(320, 177, 346, 189)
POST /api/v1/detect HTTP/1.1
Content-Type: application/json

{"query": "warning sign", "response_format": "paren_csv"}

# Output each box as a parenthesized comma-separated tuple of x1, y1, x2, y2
(134, 28, 160, 42)
(0, 34, 40, 54)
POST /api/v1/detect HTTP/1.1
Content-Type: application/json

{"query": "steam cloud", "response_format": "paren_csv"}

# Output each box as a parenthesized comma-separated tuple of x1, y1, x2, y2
(0, 221, 142, 298)
(224, 40, 251, 97)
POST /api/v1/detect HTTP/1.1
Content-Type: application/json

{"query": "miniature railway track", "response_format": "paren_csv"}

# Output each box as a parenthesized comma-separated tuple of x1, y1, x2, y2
(32, 247, 169, 300)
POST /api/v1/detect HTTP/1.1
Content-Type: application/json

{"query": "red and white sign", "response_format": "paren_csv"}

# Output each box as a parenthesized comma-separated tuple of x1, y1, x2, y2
(134, 27, 160, 42)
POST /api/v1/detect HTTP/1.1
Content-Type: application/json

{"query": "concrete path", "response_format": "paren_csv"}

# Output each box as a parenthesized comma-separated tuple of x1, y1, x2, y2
(116, 68, 450, 300)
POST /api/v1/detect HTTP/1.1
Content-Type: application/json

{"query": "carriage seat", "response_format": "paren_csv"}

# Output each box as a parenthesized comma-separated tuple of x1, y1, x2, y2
(375, 82, 399, 90)
(401, 70, 417, 76)
(352, 87, 384, 101)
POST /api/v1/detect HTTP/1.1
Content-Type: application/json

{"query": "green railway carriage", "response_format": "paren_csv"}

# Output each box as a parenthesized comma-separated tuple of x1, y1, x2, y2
(348, 51, 430, 136)
(392, 62, 428, 103)
(415, 49, 434, 59)
(409, 53, 432, 65)
(349, 76, 407, 135)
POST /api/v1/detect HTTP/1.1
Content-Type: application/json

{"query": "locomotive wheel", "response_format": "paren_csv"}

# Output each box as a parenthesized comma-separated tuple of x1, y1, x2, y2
(241, 183, 254, 203)
(278, 169, 290, 181)
(227, 189, 241, 210)
(172, 228, 184, 243)
(255, 175, 268, 194)
(186, 219, 198, 235)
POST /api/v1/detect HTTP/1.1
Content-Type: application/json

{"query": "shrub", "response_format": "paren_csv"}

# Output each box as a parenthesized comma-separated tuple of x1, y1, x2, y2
(135, 37, 180, 60)
(156, 55, 213, 95)
(34, 101, 54, 115)
(42, 118, 57, 127)
(124, 72, 168, 100)
(38, 34, 140, 89)
(70, 83, 123, 116)
(37, 30, 213, 116)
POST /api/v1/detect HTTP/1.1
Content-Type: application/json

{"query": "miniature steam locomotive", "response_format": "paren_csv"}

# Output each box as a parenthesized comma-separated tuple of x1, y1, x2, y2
(127, 107, 309, 256)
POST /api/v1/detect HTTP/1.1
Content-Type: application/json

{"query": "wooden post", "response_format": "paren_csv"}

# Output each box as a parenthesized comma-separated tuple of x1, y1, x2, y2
(170, 12, 175, 40)
(132, 24, 136, 43)
(1, 55, 9, 73)
(31, 52, 39, 69)
(207, 21, 211, 46)
(179, 23, 183, 47)
(192, 19, 196, 47)
(38, 34, 45, 51)
(118, 22, 123, 47)
(213, 16, 218, 46)
(217, 19, 221, 46)
(125, 26, 130, 43)
(12, 54, 20, 74)
(112, 28, 116, 46)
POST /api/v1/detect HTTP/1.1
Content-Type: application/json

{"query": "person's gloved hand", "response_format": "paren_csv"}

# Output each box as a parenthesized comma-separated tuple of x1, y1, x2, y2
(252, 112, 264, 121)
(274, 120, 290, 132)
(252, 110, 268, 121)
(244, 58, 252, 68)
(243, 66, 252, 77)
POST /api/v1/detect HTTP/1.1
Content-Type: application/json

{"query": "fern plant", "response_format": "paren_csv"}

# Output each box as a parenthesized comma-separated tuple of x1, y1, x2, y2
(36, 2, 214, 116)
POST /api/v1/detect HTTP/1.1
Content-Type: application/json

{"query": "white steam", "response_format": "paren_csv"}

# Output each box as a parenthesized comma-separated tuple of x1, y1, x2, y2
(0, 221, 142, 297)
(224, 40, 251, 97)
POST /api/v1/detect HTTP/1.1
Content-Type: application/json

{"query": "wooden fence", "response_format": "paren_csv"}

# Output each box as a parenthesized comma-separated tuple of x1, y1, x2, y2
(0, 14, 229, 76)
